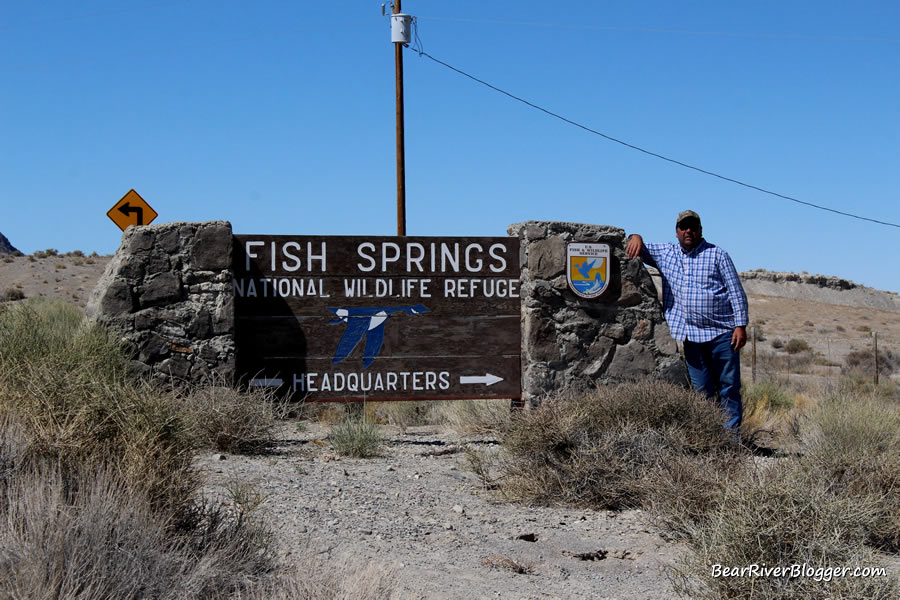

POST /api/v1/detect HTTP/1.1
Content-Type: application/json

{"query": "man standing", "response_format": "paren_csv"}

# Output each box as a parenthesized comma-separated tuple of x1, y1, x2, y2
(625, 210, 748, 430)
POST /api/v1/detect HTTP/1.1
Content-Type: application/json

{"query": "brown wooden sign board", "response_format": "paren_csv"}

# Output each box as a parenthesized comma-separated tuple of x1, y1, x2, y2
(233, 235, 522, 402)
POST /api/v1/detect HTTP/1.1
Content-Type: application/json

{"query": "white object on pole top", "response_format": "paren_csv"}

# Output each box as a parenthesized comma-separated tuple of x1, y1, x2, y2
(391, 13, 412, 43)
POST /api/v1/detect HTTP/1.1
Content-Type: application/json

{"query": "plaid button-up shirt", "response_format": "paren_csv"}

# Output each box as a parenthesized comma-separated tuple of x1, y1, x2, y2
(640, 239, 748, 343)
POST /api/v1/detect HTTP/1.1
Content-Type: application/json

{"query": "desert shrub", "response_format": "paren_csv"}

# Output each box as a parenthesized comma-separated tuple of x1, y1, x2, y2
(2, 287, 25, 301)
(498, 381, 743, 513)
(235, 555, 397, 600)
(672, 461, 898, 600)
(0, 300, 309, 598)
(0, 299, 193, 511)
(836, 325, 846, 332)
(369, 399, 511, 434)
(799, 391, 900, 551)
(329, 417, 383, 457)
(756, 350, 816, 376)
(434, 398, 511, 433)
(843, 348, 898, 377)
(749, 322, 766, 341)
(743, 380, 795, 413)
(784, 338, 810, 354)
(0, 427, 279, 600)
(373, 400, 434, 433)
(673, 384, 900, 599)
(182, 383, 285, 453)
(44, 248, 59, 256)
(739, 379, 799, 447)
(770, 338, 784, 350)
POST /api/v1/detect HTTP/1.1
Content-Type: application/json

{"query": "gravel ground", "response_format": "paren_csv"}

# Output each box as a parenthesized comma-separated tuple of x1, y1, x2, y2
(194, 422, 681, 600)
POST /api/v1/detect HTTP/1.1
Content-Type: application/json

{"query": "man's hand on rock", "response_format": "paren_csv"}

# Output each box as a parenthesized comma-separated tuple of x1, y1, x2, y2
(625, 234, 644, 259)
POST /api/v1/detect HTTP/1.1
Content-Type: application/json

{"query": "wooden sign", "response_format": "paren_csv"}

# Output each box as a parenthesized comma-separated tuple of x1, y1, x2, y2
(233, 235, 522, 402)
(107, 189, 158, 231)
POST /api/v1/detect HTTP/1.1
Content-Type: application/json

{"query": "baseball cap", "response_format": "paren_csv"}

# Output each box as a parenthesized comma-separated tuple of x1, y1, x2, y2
(676, 210, 701, 226)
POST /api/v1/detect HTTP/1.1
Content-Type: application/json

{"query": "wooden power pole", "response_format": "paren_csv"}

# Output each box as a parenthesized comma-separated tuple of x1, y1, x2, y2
(392, 1, 408, 236)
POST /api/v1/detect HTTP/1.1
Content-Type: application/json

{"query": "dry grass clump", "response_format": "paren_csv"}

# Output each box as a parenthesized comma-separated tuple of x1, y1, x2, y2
(233, 554, 397, 599)
(671, 382, 900, 599)
(0, 299, 193, 510)
(0, 299, 379, 598)
(1, 287, 25, 301)
(0, 444, 274, 600)
(756, 349, 817, 375)
(499, 381, 743, 512)
(367, 399, 510, 434)
(372, 400, 434, 432)
(671, 461, 898, 600)
(329, 417, 383, 458)
(434, 398, 511, 433)
(182, 384, 286, 453)
(739, 379, 807, 448)
(842, 348, 898, 377)
(799, 389, 900, 552)
(784, 338, 811, 354)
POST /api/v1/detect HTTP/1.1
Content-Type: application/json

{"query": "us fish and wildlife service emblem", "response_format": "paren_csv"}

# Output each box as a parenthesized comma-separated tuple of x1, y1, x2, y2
(566, 243, 610, 299)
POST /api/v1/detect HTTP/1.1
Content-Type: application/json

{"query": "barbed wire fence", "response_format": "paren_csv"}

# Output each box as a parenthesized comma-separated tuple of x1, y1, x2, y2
(747, 327, 900, 386)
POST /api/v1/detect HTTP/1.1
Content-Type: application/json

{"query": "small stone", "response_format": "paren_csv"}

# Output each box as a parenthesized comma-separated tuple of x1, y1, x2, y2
(214, 453, 227, 461)
(443, 523, 454, 530)
(452, 505, 465, 514)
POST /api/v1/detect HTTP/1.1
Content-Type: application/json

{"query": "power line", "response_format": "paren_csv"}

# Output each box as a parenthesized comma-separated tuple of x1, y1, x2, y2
(413, 48, 900, 230)
(415, 16, 900, 44)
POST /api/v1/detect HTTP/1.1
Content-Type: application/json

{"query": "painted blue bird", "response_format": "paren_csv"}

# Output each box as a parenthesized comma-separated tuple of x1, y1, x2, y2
(574, 258, 597, 280)
(327, 304, 430, 368)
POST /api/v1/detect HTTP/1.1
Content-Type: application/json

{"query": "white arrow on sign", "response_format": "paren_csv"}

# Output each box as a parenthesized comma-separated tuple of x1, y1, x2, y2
(459, 373, 504, 387)
(250, 378, 283, 388)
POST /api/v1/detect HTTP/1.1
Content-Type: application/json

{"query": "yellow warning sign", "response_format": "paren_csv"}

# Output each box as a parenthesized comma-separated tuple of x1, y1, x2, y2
(107, 189, 158, 231)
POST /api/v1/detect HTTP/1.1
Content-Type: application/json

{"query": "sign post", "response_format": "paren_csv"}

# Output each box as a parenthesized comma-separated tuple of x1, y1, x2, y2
(233, 235, 521, 402)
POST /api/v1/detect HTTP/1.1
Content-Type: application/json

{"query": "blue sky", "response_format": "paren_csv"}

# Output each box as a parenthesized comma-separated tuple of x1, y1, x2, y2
(2, 1, 898, 292)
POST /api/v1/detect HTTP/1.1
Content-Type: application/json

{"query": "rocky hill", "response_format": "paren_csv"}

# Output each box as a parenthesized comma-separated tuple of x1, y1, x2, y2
(739, 270, 900, 311)
(0, 232, 19, 255)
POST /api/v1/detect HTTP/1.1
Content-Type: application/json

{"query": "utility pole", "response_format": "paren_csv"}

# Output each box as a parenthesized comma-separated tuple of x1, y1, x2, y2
(390, 2, 411, 236)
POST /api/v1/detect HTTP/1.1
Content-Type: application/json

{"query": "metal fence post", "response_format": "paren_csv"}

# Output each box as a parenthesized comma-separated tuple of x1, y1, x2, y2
(873, 331, 879, 386)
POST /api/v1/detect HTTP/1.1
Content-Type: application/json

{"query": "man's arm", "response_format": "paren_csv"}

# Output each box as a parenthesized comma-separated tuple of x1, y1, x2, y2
(626, 233, 663, 270)
(625, 234, 644, 259)
(718, 251, 749, 351)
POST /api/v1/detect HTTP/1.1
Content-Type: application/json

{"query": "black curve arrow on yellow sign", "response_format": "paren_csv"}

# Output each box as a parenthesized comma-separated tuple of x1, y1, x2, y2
(117, 202, 144, 225)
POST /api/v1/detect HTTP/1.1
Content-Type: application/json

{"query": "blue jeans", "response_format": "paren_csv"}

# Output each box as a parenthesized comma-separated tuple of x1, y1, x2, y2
(683, 332, 742, 430)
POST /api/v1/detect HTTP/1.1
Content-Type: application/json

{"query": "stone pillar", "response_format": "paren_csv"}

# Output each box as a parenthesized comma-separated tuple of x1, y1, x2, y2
(86, 221, 235, 386)
(508, 221, 686, 405)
